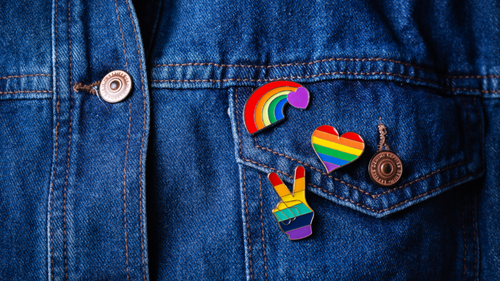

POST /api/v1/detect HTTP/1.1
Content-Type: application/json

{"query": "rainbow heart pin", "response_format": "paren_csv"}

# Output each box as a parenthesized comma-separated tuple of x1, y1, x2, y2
(243, 81, 310, 135)
(311, 125, 365, 173)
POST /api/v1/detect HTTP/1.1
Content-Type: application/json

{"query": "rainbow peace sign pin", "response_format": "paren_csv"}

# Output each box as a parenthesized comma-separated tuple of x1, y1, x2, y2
(267, 166, 314, 240)
(243, 81, 310, 135)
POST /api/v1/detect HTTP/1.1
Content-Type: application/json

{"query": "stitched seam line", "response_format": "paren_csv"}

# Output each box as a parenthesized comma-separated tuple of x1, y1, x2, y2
(310, 171, 482, 213)
(234, 89, 480, 213)
(73, 81, 100, 95)
(154, 74, 500, 94)
(153, 75, 500, 93)
(242, 155, 470, 213)
(114, 1, 131, 279)
(449, 74, 500, 79)
(0, 73, 52, 80)
(49, 101, 60, 281)
(452, 88, 500, 93)
(152, 72, 437, 85)
(122, 99, 132, 281)
(235, 90, 254, 279)
(242, 168, 254, 280)
(153, 58, 500, 81)
(0, 90, 53, 94)
(253, 142, 471, 199)
(49, 0, 60, 279)
(153, 57, 434, 71)
(258, 174, 269, 281)
(62, 0, 73, 279)
(124, 1, 148, 279)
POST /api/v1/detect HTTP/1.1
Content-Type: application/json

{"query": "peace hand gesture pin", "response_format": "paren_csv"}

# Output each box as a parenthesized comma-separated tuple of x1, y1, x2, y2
(267, 166, 314, 240)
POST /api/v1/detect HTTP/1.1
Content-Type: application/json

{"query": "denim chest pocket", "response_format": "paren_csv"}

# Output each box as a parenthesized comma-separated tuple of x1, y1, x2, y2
(229, 80, 484, 218)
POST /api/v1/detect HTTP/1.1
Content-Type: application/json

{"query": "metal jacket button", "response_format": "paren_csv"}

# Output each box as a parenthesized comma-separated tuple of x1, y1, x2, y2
(369, 150, 403, 187)
(369, 118, 403, 187)
(99, 70, 132, 103)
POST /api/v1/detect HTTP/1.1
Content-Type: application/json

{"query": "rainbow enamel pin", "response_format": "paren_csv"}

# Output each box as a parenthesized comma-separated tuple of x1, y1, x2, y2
(267, 166, 314, 240)
(311, 125, 365, 173)
(243, 81, 310, 135)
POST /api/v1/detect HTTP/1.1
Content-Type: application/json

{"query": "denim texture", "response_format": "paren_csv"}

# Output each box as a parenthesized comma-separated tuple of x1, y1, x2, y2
(0, 0, 498, 280)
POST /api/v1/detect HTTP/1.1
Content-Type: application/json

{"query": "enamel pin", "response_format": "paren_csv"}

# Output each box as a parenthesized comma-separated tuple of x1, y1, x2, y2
(311, 125, 365, 173)
(267, 166, 314, 240)
(243, 81, 310, 135)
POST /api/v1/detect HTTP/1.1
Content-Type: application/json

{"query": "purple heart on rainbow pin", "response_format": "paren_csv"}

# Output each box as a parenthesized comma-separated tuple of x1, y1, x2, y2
(287, 87, 310, 109)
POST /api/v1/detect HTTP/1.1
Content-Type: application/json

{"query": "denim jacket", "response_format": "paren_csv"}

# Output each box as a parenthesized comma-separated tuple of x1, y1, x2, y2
(0, 0, 498, 280)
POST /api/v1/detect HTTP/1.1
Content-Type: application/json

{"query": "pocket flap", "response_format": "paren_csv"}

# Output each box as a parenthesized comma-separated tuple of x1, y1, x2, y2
(229, 80, 484, 218)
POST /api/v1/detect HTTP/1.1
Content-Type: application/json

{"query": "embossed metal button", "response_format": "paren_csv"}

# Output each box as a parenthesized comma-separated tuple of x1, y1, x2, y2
(369, 150, 403, 187)
(99, 70, 132, 103)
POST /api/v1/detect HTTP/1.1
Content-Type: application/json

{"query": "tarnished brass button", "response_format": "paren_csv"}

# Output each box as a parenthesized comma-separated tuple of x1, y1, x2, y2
(99, 70, 132, 103)
(369, 150, 403, 187)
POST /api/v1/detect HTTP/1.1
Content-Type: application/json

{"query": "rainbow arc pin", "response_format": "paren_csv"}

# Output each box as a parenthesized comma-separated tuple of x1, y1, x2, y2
(243, 81, 310, 135)
(267, 166, 314, 240)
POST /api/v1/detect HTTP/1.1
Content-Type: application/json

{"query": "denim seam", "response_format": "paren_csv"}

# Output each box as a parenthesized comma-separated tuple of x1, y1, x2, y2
(49, 0, 61, 279)
(124, 0, 148, 279)
(154, 75, 500, 94)
(449, 75, 500, 79)
(258, 174, 269, 281)
(153, 58, 434, 71)
(152, 72, 437, 85)
(49, 99, 60, 281)
(0, 73, 52, 79)
(242, 168, 254, 280)
(0, 90, 53, 94)
(235, 90, 254, 280)
(152, 58, 500, 93)
(153, 59, 500, 81)
(113, 0, 131, 279)
(115, 0, 129, 70)
(250, 156, 478, 213)
(122, 99, 132, 281)
(309, 171, 483, 213)
(453, 88, 500, 94)
(237, 157, 480, 212)
(255, 136, 473, 199)
(61, 0, 73, 279)
(235, 88, 482, 213)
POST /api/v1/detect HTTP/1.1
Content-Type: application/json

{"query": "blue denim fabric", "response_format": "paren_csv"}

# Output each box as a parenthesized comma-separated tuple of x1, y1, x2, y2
(0, 0, 498, 280)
